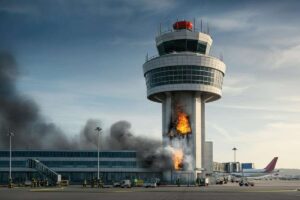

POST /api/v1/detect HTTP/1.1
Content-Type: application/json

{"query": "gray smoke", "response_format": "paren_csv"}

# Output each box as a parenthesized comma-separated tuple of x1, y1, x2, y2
(0, 52, 77, 149)
(0, 52, 172, 169)
(79, 120, 173, 169)
(106, 121, 172, 169)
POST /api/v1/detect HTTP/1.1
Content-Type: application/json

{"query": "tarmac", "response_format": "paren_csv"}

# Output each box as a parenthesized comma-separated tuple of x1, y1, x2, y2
(1, 180, 300, 200)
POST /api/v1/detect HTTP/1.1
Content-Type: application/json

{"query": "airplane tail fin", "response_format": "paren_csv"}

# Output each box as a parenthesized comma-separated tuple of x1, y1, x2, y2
(264, 157, 278, 172)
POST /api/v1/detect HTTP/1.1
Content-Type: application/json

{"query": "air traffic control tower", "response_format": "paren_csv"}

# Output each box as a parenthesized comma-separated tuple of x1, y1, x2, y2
(143, 21, 226, 181)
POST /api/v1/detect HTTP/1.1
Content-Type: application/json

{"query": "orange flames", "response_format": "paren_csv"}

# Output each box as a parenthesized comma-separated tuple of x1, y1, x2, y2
(172, 149, 184, 170)
(176, 111, 191, 135)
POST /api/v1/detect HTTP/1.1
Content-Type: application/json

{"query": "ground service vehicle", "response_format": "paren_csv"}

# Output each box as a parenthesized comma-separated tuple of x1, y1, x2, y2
(113, 182, 121, 187)
(239, 179, 254, 187)
(60, 180, 69, 186)
(121, 180, 131, 188)
(143, 181, 157, 188)
(133, 179, 144, 187)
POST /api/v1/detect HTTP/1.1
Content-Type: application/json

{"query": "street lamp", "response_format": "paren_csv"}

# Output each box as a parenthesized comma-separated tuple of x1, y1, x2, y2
(232, 147, 237, 163)
(8, 132, 14, 185)
(95, 127, 102, 180)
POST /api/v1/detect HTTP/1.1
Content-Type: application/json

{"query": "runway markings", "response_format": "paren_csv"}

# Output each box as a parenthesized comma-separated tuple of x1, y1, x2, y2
(30, 187, 65, 192)
(241, 189, 297, 193)
(114, 190, 132, 193)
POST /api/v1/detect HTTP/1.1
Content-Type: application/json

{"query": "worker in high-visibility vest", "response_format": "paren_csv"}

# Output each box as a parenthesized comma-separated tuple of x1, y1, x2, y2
(134, 178, 137, 187)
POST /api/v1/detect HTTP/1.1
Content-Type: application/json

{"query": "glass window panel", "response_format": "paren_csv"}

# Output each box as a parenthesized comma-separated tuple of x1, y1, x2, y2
(145, 65, 223, 89)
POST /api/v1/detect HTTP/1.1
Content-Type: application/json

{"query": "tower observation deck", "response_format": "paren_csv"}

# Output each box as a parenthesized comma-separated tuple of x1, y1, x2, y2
(143, 20, 226, 182)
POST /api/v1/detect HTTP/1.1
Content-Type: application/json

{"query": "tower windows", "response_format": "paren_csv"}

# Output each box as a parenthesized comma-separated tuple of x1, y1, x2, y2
(157, 39, 207, 55)
(145, 65, 223, 89)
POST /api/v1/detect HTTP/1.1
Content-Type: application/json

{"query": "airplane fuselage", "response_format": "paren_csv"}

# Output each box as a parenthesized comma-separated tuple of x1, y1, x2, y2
(231, 157, 278, 178)
(231, 170, 271, 178)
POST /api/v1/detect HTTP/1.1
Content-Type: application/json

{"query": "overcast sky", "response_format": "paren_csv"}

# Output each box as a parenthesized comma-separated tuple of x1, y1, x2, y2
(1, 0, 300, 168)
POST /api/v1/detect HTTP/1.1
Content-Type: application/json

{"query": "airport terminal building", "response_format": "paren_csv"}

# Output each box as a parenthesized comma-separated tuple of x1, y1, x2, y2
(0, 150, 161, 184)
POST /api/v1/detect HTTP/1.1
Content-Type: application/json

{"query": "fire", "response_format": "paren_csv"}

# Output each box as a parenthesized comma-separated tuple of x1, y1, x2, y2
(172, 149, 184, 170)
(176, 111, 191, 135)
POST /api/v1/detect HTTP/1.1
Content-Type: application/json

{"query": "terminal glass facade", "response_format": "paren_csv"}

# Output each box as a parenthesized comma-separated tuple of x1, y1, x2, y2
(0, 150, 161, 184)
(0, 151, 136, 158)
(0, 161, 137, 168)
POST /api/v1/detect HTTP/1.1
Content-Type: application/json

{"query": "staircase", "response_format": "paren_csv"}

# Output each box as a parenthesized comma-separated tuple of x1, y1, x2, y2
(27, 159, 61, 184)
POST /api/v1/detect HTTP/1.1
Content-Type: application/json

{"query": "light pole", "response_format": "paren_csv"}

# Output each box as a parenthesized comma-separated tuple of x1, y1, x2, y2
(8, 132, 14, 184)
(95, 127, 102, 180)
(232, 147, 237, 163)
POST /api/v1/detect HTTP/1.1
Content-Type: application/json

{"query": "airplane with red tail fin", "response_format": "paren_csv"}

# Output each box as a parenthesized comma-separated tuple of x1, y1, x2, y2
(231, 157, 278, 178)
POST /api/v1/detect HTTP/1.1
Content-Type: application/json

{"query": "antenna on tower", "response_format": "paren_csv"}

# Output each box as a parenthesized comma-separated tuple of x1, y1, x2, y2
(207, 22, 210, 35)
(159, 23, 162, 35)
(200, 19, 203, 32)
(220, 52, 223, 61)
(193, 18, 196, 31)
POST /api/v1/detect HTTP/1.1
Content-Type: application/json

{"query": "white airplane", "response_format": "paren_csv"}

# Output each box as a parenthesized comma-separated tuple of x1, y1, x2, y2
(231, 157, 278, 178)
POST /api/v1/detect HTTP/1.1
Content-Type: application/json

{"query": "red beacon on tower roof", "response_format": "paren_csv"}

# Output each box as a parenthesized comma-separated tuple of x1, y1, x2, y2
(173, 21, 193, 31)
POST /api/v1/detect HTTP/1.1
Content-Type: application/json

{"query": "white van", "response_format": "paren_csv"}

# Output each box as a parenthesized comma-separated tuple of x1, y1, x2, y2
(121, 180, 131, 188)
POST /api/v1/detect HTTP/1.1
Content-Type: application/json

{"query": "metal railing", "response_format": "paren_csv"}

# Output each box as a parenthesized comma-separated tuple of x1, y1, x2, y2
(145, 52, 224, 63)
(157, 18, 211, 37)
(158, 27, 209, 36)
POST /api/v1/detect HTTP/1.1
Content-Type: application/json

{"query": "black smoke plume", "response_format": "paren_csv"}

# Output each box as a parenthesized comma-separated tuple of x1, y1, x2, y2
(0, 52, 77, 149)
(0, 52, 172, 169)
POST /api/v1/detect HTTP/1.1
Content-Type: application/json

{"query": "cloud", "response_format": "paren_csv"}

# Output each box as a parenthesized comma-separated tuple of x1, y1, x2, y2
(0, 3, 38, 15)
(127, 0, 177, 12)
(222, 74, 254, 96)
(214, 104, 300, 113)
(111, 37, 154, 47)
(278, 96, 300, 103)
(19, 76, 161, 139)
(272, 44, 300, 69)
(207, 121, 232, 141)
(200, 10, 258, 32)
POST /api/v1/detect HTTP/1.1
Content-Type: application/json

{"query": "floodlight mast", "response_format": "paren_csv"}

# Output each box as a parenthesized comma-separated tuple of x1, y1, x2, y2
(8, 132, 14, 182)
(95, 127, 102, 180)
(232, 147, 238, 163)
